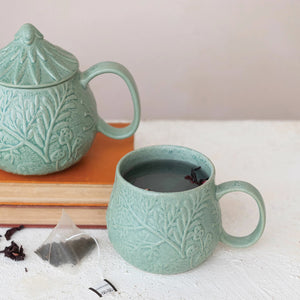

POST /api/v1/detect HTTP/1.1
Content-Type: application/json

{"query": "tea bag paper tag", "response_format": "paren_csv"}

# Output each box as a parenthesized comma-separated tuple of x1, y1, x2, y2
(89, 279, 117, 297)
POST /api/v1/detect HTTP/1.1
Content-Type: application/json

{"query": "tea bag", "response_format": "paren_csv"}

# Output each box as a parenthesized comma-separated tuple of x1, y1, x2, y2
(35, 210, 96, 267)
(35, 210, 117, 297)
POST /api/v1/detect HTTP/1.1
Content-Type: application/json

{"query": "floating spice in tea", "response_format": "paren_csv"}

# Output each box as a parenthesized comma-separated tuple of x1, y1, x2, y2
(184, 166, 209, 186)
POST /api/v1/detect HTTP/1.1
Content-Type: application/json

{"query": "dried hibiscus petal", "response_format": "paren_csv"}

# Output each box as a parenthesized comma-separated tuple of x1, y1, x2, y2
(185, 166, 208, 186)
(0, 241, 25, 261)
(5, 225, 24, 241)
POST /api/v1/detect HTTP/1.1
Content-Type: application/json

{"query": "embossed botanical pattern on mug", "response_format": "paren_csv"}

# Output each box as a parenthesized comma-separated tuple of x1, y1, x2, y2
(107, 184, 221, 274)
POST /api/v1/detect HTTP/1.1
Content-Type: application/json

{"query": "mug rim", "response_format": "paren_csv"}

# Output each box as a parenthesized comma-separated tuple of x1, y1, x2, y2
(116, 144, 216, 195)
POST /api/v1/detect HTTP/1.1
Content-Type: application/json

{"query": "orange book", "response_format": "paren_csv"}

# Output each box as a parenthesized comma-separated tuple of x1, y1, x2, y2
(0, 123, 133, 228)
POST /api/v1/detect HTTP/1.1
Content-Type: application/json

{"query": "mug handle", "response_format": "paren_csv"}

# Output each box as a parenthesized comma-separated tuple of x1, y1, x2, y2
(216, 181, 266, 248)
(80, 61, 140, 139)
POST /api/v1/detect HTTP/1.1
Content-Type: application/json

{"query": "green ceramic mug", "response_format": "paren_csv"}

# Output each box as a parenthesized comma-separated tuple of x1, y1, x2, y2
(106, 145, 266, 274)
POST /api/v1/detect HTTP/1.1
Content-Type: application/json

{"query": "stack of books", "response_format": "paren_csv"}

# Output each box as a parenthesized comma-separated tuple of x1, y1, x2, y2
(0, 123, 133, 228)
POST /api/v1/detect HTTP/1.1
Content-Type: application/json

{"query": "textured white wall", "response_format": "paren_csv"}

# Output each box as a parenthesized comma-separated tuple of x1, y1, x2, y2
(0, 0, 299, 120)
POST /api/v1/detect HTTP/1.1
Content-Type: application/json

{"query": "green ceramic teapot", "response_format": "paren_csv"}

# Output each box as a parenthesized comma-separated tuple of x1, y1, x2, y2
(0, 24, 140, 175)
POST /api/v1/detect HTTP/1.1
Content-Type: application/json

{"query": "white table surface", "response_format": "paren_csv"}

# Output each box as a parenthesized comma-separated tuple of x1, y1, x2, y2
(0, 120, 299, 300)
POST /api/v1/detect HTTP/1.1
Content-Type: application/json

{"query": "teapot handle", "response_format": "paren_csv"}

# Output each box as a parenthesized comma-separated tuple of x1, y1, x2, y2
(80, 62, 140, 139)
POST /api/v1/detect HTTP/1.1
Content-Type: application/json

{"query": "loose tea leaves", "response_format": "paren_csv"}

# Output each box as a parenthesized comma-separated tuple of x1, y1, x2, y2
(185, 166, 209, 186)
(35, 237, 96, 267)
(0, 241, 25, 261)
(5, 225, 24, 241)
(0, 225, 26, 261)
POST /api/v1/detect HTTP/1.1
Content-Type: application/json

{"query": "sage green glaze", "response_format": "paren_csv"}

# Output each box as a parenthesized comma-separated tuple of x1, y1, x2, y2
(106, 145, 266, 274)
(0, 24, 140, 175)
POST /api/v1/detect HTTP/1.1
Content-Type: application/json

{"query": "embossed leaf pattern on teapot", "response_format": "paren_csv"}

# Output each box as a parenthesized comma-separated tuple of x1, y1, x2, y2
(0, 24, 140, 175)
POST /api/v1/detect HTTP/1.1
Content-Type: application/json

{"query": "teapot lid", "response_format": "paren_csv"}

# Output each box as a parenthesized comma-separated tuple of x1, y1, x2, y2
(0, 24, 79, 88)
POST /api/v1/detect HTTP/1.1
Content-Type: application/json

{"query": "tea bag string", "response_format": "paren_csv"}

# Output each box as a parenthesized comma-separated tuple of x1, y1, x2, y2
(66, 232, 104, 280)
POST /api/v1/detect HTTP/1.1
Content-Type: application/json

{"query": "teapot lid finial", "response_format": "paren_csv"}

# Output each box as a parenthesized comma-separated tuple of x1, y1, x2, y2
(15, 23, 44, 45)
(0, 23, 78, 88)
